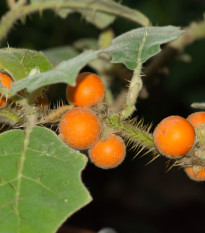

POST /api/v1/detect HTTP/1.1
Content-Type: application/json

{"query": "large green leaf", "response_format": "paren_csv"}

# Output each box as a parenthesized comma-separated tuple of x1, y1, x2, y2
(104, 26, 184, 69)
(0, 127, 91, 233)
(43, 39, 98, 66)
(0, 48, 52, 81)
(10, 50, 99, 94)
(29, 0, 150, 28)
(43, 46, 79, 67)
(10, 26, 183, 95)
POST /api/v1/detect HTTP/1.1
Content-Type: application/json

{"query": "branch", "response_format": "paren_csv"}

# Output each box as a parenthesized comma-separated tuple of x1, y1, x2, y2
(143, 19, 205, 87)
(6, 0, 16, 9)
(0, 0, 150, 42)
(170, 20, 205, 50)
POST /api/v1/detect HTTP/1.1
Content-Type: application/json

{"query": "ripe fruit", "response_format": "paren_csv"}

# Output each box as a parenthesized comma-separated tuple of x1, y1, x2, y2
(153, 115, 196, 158)
(66, 72, 105, 107)
(59, 107, 101, 149)
(184, 166, 205, 181)
(187, 112, 205, 128)
(0, 73, 13, 108)
(89, 134, 126, 169)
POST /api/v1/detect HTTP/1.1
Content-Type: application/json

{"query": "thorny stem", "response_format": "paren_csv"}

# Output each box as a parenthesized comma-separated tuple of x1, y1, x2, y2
(178, 152, 205, 167)
(121, 64, 142, 118)
(7, 0, 16, 9)
(121, 30, 147, 119)
(191, 103, 205, 110)
(143, 19, 205, 85)
(105, 115, 156, 151)
(126, 65, 143, 107)
(170, 20, 205, 51)
(106, 114, 205, 167)
(0, 0, 149, 42)
(105, 114, 205, 168)
(39, 105, 73, 124)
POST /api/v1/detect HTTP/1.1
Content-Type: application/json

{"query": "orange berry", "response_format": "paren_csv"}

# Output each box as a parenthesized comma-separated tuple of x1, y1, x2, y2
(187, 112, 205, 128)
(184, 166, 205, 181)
(89, 134, 126, 169)
(59, 107, 101, 149)
(0, 73, 13, 108)
(66, 72, 105, 107)
(153, 115, 196, 158)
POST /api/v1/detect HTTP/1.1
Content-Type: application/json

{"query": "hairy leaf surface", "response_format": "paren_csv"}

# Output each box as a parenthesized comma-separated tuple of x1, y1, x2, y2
(0, 127, 91, 233)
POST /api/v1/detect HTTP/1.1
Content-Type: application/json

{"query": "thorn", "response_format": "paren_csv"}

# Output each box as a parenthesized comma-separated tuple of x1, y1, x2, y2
(139, 147, 154, 158)
(165, 161, 178, 173)
(132, 147, 144, 159)
(145, 153, 160, 166)
(7, 42, 10, 50)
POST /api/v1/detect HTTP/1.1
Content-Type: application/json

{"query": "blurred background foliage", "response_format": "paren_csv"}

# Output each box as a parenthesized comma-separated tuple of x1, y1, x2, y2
(0, 0, 205, 232)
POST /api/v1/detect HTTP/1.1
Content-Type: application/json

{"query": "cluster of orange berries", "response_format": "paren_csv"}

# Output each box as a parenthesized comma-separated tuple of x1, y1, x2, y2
(59, 72, 126, 169)
(2, 72, 205, 178)
(153, 112, 205, 181)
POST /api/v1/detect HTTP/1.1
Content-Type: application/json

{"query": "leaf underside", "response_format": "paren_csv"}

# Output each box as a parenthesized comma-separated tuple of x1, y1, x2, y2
(7, 26, 183, 95)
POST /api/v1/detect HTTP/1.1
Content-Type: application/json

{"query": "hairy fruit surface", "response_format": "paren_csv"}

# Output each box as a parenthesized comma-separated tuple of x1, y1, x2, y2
(59, 107, 101, 149)
(153, 116, 196, 158)
(187, 112, 205, 128)
(184, 166, 205, 181)
(66, 72, 105, 107)
(89, 134, 126, 169)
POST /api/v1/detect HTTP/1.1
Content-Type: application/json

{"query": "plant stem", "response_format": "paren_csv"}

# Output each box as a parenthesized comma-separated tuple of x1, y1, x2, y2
(0, 0, 150, 42)
(121, 30, 147, 118)
(6, 0, 16, 9)
(105, 115, 156, 151)
(170, 20, 205, 50)
(143, 19, 205, 89)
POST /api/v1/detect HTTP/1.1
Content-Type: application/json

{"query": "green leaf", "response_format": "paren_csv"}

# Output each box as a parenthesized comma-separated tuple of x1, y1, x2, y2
(10, 50, 99, 94)
(104, 26, 184, 70)
(58, 7, 115, 29)
(0, 127, 91, 233)
(10, 26, 183, 94)
(73, 38, 98, 51)
(29, 0, 149, 28)
(0, 48, 52, 81)
(43, 46, 79, 66)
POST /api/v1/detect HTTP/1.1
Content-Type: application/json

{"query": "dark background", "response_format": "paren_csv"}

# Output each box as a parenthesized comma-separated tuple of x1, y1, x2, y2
(1, 0, 205, 232)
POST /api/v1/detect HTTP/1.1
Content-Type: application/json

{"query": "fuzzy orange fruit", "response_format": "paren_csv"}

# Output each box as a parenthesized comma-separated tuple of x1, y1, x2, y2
(59, 107, 101, 149)
(0, 73, 13, 108)
(89, 134, 126, 169)
(153, 115, 196, 158)
(184, 166, 205, 181)
(66, 72, 105, 107)
(187, 112, 205, 128)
